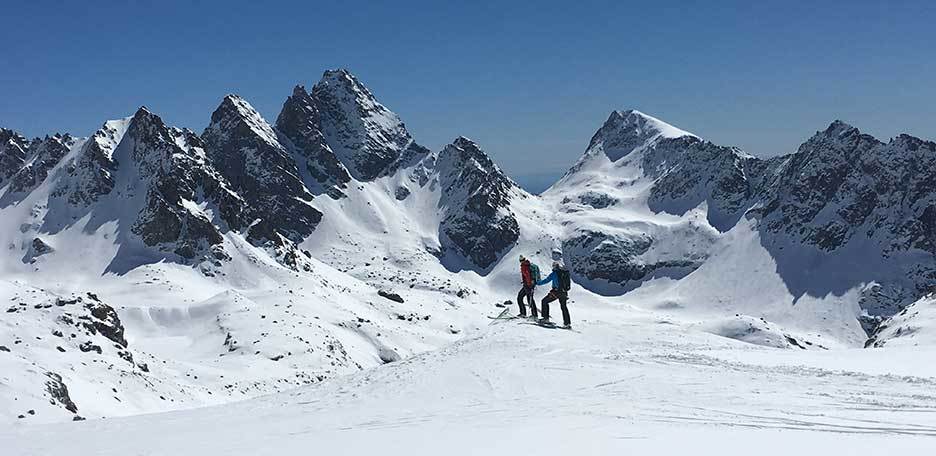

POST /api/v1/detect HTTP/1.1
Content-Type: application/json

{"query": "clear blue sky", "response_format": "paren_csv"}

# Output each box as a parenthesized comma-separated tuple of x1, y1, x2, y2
(3, 1, 935, 191)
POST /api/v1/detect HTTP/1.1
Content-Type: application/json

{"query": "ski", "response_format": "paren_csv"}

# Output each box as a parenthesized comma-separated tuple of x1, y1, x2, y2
(487, 308, 512, 324)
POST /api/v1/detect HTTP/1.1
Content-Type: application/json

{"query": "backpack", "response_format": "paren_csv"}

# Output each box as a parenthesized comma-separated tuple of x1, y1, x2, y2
(557, 268, 571, 292)
(530, 263, 542, 284)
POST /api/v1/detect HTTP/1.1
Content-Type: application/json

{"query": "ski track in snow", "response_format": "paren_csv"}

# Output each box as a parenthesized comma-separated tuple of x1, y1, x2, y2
(4, 303, 936, 455)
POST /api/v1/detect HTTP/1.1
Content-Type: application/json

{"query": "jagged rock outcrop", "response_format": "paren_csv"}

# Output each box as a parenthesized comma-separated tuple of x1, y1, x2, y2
(82, 293, 127, 347)
(44, 372, 78, 414)
(435, 137, 521, 270)
(119, 108, 239, 260)
(51, 118, 123, 207)
(0, 128, 32, 185)
(23, 237, 54, 264)
(8, 134, 75, 196)
(202, 95, 322, 246)
(759, 121, 936, 256)
(312, 69, 426, 180)
(562, 229, 707, 290)
(643, 137, 762, 231)
(750, 121, 936, 319)
(275, 85, 352, 198)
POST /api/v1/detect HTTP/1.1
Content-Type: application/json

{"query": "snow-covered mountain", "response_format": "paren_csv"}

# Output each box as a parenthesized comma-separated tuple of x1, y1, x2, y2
(1, 69, 934, 427)
(544, 109, 934, 338)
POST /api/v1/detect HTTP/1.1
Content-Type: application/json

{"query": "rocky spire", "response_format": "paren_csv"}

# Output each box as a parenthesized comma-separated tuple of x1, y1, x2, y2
(435, 136, 521, 270)
(311, 69, 419, 180)
(202, 94, 322, 245)
(275, 85, 351, 198)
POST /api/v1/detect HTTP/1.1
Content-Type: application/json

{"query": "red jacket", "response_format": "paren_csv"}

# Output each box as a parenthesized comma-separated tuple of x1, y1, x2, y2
(520, 260, 533, 286)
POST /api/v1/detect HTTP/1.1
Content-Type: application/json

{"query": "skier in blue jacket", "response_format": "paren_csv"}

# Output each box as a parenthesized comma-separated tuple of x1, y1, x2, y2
(536, 262, 572, 329)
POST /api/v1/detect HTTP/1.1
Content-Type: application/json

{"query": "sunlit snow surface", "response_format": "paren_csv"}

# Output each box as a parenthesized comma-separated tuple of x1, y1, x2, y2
(4, 299, 936, 455)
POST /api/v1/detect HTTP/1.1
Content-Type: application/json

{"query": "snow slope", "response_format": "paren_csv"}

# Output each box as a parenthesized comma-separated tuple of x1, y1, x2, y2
(867, 293, 936, 347)
(5, 298, 936, 454)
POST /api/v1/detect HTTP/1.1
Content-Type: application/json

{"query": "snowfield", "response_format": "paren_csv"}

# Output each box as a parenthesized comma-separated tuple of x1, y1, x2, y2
(4, 298, 936, 455)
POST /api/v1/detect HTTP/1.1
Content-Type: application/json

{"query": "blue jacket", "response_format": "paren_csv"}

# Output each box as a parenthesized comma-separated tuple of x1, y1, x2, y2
(537, 270, 560, 289)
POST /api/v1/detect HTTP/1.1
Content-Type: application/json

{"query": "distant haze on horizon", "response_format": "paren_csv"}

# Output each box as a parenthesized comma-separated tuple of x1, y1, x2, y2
(3, 1, 935, 191)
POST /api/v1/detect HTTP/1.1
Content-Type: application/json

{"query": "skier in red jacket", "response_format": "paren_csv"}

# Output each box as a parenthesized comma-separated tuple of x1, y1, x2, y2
(517, 255, 537, 318)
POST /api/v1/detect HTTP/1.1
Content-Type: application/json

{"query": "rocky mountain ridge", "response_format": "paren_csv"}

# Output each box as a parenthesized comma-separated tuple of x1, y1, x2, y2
(1, 72, 933, 318)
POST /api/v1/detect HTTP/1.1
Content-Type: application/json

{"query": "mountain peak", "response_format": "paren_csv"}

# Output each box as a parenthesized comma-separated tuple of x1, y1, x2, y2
(310, 70, 414, 181)
(822, 119, 859, 138)
(608, 109, 696, 141)
(317, 69, 368, 96)
(584, 109, 697, 162)
(129, 106, 160, 127)
(209, 94, 279, 146)
(321, 68, 356, 82)
(452, 136, 476, 148)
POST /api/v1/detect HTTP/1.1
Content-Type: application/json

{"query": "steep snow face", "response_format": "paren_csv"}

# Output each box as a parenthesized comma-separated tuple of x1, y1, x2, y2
(49, 117, 129, 208)
(312, 69, 422, 181)
(434, 137, 526, 271)
(867, 293, 936, 347)
(202, 95, 321, 247)
(545, 110, 759, 296)
(275, 85, 352, 199)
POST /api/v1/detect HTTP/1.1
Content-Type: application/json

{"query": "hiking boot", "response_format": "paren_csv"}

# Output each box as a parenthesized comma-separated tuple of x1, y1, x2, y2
(560, 324, 572, 330)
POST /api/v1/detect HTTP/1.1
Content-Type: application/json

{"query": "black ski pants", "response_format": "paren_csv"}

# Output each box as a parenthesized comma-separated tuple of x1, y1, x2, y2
(517, 285, 537, 317)
(541, 289, 570, 326)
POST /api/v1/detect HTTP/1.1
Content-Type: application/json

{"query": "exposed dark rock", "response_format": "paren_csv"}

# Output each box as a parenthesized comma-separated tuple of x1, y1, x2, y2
(436, 137, 520, 270)
(378, 347, 401, 364)
(0, 128, 30, 185)
(378, 290, 404, 303)
(1, 134, 74, 205)
(23, 237, 54, 264)
(202, 95, 322, 247)
(50, 120, 120, 206)
(563, 230, 702, 288)
(311, 69, 424, 181)
(45, 372, 78, 414)
(78, 341, 102, 354)
(83, 299, 127, 347)
(394, 186, 411, 201)
(275, 85, 351, 198)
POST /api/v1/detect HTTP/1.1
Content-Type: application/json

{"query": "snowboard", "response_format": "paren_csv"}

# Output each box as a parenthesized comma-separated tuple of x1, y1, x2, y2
(520, 321, 578, 332)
